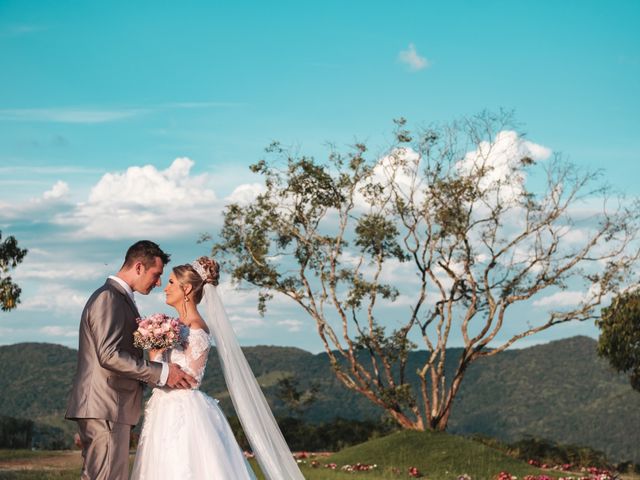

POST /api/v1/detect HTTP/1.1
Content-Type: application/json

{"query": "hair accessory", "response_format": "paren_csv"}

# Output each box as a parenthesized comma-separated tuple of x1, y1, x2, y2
(191, 260, 208, 281)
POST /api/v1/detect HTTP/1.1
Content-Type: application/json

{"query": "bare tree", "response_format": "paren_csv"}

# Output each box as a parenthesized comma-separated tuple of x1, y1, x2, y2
(212, 112, 640, 431)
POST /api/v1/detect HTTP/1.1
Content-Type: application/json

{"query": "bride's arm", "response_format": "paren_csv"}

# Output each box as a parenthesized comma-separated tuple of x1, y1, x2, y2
(184, 333, 210, 386)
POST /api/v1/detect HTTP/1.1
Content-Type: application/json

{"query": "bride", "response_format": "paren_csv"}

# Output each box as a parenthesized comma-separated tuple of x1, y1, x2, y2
(131, 257, 304, 479)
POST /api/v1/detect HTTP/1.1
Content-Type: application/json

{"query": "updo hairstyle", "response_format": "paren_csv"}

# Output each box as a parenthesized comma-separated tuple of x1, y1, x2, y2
(173, 256, 220, 304)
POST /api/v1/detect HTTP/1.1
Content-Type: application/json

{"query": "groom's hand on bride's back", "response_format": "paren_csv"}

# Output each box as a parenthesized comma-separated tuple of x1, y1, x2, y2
(166, 363, 197, 389)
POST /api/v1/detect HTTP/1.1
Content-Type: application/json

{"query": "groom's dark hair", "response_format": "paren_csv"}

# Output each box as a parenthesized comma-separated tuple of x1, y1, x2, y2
(122, 240, 171, 269)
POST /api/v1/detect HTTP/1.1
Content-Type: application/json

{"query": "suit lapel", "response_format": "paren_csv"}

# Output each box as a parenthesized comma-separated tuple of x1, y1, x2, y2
(105, 278, 140, 319)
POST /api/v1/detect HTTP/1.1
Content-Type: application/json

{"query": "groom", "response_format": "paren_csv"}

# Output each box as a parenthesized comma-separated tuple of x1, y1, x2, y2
(66, 240, 196, 480)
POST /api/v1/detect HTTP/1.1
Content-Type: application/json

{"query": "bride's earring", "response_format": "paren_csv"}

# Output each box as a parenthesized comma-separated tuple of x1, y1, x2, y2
(182, 294, 189, 317)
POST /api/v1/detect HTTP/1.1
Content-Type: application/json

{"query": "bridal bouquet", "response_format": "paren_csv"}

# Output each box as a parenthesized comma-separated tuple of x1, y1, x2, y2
(133, 313, 184, 350)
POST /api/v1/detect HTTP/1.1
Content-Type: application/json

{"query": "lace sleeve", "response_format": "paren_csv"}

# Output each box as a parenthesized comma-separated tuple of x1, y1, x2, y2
(183, 330, 211, 386)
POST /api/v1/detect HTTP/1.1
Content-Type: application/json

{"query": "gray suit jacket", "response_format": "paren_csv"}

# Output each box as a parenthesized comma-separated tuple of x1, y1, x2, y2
(65, 278, 162, 425)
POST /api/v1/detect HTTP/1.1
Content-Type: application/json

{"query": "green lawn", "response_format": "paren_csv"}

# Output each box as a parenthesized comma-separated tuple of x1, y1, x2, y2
(323, 430, 564, 479)
(0, 450, 79, 480)
(1, 431, 635, 480)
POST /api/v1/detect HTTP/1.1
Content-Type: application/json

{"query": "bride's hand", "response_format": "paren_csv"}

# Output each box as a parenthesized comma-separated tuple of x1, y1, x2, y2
(149, 348, 165, 361)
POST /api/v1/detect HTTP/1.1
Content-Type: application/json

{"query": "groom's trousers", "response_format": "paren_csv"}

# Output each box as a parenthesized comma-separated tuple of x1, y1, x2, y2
(77, 419, 130, 480)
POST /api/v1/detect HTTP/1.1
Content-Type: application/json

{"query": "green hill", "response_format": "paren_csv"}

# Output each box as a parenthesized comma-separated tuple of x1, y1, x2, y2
(327, 430, 563, 480)
(0, 336, 638, 462)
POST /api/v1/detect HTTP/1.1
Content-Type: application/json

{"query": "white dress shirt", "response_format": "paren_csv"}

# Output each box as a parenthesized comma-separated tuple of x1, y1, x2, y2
(108, 275, 169, 387)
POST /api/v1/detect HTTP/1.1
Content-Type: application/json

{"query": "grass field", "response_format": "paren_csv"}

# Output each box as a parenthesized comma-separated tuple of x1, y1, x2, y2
(1, 430, 637, 480)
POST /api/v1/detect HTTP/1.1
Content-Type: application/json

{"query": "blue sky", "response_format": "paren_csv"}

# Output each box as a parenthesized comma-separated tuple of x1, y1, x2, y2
(0, 1, 639, 351)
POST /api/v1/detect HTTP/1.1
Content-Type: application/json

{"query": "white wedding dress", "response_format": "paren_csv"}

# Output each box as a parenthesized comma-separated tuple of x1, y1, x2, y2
(131, 326, 256, 479)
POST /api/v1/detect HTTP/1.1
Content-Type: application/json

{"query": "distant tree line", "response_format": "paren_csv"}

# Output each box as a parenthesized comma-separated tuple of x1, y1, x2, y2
(0, 416, 33, 448)
(468, 435, 640, 474)
(0, 415, 70, 449)
(230, 415, 396, 452)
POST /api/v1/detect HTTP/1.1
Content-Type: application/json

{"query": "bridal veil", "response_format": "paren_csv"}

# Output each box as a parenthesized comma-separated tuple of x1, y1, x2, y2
(201, 284, 305, 480)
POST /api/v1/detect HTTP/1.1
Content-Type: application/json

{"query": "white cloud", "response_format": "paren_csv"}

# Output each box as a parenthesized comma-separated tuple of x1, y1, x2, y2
(86, 158, 212, 206)
(276, 319, 304, 332)
(354, 146, 423, 210)
(14, 260, 105, 282)
(381, 294, 416, 308)
(0, 102, 243, 124)
(12, 247, 108, 282)
(43, 181, 70, 200)
(373, 147, 422, 194)
(226, 183, 266, 205)
(357, 132, 551, 215)
(0, 180, 73, 220)
(378, 258, 422, 285)
(39, 325, 78, 338)
(228, 314, 267, 335)
(0, 108, 148, 124)
(532, 290, 585, 308)
(56, 157, 220, 239)
(558, 226, 597, 246)
(21, 285, 87, 314)
(398, 43, 430, 71)
(457, 130, 552, 205)
(212, 281, 255, 307)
